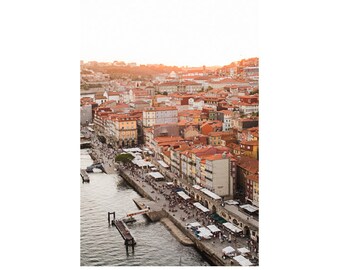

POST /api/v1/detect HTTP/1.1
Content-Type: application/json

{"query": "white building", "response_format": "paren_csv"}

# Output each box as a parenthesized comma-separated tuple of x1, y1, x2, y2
(238, 103, 259, 115)
(220, 110, 234, 131)
(188, 98, 204, 110)
(204, 153, 233, 198)
(142, 107, 178, 127)
(157, 82, 178, 94)
(105, 91, 120, 102)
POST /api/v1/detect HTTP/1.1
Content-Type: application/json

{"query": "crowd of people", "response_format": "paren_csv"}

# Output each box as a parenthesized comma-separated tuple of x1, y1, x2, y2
(83, 129, 258, 265)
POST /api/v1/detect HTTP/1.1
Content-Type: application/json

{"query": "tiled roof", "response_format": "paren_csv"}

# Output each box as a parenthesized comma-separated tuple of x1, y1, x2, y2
(246, 173, 259, 182)
(154, 136, 183, 143)
(240, 140, 259, 146)
(237, 155, 259, 174)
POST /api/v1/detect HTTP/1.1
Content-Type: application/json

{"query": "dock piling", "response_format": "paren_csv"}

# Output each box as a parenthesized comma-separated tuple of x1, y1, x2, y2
(108, 211, 115, 225)
(109, 211, 136, 253)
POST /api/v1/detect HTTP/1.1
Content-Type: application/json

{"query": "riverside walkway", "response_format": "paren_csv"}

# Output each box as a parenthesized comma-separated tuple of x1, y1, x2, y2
(118, 165, 258, 266)
(85, 132, 258, 266)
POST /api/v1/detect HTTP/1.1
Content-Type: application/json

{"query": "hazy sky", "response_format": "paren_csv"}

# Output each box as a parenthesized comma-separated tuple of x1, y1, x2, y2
(81, 0, 258, 66)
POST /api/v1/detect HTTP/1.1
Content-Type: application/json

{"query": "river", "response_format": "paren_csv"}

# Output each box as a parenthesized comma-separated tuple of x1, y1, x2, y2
(80, 149, 210, 266)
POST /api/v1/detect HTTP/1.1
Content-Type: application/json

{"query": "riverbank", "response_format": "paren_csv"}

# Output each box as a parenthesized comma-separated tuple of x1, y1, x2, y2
(81, 149, 210, 266)
(118, 167, 230, 266)
(161, 218, 194, 246)
(86, 134, 257, 266)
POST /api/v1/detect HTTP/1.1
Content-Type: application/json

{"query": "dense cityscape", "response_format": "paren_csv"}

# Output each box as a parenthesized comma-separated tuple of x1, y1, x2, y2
(80, 57, 259, 266)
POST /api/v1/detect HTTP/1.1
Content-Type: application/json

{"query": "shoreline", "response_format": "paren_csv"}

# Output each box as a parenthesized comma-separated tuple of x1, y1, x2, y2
(160, 218, 194, 246)
(118, 167, 227, 266)
(85, 139, 253, 266)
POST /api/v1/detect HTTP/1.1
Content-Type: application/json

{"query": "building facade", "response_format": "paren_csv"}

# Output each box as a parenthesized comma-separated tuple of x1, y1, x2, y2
(142, 107, 178, 127)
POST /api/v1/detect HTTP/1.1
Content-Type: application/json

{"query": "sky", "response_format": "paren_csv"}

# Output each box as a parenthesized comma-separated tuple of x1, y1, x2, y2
(81, 0, 258, 67)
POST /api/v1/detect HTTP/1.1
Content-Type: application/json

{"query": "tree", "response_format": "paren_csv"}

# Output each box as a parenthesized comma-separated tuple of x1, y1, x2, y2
(115, 153, 134, 163)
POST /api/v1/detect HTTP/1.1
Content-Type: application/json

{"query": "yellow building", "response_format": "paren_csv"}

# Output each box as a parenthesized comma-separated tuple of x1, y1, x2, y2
(110, 115, 138, 147)
(240, 140, 259, 160)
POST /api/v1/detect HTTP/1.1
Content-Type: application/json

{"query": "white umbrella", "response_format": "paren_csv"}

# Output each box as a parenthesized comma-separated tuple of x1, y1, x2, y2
(233, 255, 253, 266)
(237, 247, 250, 254)
(222, 246, 235, 255)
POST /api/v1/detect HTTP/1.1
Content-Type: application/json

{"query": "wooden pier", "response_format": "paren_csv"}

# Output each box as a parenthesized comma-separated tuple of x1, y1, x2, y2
(108, 212, 136, 252)
(80, 169, 90, 182)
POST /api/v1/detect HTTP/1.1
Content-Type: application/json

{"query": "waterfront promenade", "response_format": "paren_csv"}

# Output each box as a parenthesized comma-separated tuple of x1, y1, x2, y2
(84, 132, 258, 266)
(118, 166, 258, 266)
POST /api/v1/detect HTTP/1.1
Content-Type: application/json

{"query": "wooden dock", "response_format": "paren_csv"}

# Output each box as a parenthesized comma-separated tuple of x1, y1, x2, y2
(108, 212, 136, 252)
(80, 169, 90, 182)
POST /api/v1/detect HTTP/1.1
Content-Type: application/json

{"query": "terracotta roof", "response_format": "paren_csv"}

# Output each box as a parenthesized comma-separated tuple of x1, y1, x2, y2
(219, 110, 233, 115)
(95, 95, 107, 99)
(158, 81, 179, 86)
(209, 131, 235, 137)
(113, 104, 129, 108)
(239, 95, 258, 99)
(237, 156, 259, 174)
(144, 106, 177, 112)
(154, 136, 183, 143)
(99, 100, 117, 107)
(204, 153, 224, 161)
(246, 174, 259, 183)
(240, 140, 259, 146)
(239, 102, 258, 106)
(134, 100, 149, 104)
(107, 91, 120, 96)
(227, 143, 241, 151)
(178, 120, 188, 126)
(240, 117, 259, 122)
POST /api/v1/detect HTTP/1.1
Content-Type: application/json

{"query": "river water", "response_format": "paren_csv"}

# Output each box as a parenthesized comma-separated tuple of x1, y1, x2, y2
(80, 149, 210, 266)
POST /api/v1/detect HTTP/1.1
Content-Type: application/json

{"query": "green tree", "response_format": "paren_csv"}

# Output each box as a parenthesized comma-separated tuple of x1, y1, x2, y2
(115, 153, 134, 163)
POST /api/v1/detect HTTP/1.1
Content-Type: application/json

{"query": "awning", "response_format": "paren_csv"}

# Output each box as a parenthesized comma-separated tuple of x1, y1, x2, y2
(123, 147, 143, 153)
(132, 159, 150, 167)
(148, 172, 164, 179)
(222, 246, 235, 255)
(210, 213, 227, 224)
(131, 153, 142, 159)
(200, 188, 221, 200)
(197, 227, 213, 239)
(193, 202, 210, 213)
(223, 222, 242, 233)
(237, 247, 250, 254)
(233, 255, 253, 266)
(188, 222, 201, 227)
(193, 184, 202, 190)
(207, 224, 221, 233)
(157, 160, 169, 168)
(225, 200, 239, 205)
(177, 191, 191, 200)
(240, 204, 259, 212)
